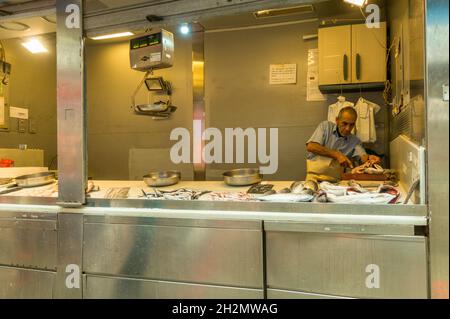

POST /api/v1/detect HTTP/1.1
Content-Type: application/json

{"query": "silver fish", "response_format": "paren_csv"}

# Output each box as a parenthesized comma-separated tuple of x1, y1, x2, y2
(300, 188, 315, 196)
(290, 181, 305, 194)
(258, 193, 314, 203)
(313, 190, 328, 203)
(304, 180, 319, 192)
(347, 180, 369, 193)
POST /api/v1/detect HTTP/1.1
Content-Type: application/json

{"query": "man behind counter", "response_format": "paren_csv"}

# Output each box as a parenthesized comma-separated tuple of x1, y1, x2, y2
(305, 107, 381, 182)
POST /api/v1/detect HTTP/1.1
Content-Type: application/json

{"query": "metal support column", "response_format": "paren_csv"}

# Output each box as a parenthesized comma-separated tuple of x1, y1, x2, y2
(192, 24, 206, 181)
(425, 0, 449, 299)
(56, 0, 86, 206)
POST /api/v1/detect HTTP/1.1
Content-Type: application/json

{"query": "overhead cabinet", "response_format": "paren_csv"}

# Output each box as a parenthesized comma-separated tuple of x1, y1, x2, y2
(318, 22, 387, 90)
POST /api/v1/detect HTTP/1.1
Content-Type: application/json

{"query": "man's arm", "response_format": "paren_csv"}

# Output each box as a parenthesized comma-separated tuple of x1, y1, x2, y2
(307, 142, 354, 168)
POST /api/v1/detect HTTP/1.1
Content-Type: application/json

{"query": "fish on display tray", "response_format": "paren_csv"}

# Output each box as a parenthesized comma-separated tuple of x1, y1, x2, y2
(198, 191, 253, 202)
(317, 181, 400, 204)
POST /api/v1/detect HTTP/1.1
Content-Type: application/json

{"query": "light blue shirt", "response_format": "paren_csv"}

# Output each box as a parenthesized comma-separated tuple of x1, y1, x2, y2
(306, 121, 367, 161)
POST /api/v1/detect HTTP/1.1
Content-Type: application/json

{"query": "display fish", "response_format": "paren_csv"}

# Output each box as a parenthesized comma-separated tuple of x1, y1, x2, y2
(290, 180, 319, 195)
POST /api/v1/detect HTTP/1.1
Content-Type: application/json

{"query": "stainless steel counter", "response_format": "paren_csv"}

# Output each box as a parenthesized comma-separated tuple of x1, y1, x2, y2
(0, 199, 429, 298)
(0, 179, 429, 299)
(0, 198, 428, 226)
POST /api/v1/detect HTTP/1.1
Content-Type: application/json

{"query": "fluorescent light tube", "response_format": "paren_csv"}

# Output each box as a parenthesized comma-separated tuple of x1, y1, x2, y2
(90, 32, 134, 40)
(343, 0, 367, 7)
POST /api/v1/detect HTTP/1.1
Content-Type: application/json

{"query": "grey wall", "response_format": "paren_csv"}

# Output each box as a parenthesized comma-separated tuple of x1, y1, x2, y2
(86, 34, 193, 180)
(0, 33, 57, 168)
(204, 21, 387, 180)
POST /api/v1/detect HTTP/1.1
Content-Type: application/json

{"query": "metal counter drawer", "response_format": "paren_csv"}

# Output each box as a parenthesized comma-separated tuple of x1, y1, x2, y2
(0, 266, 56, 299)
(84, 275, 263, 299)
(0, 219, 57, 270)
(83, 221, 263, 288)
(266, 231, 428, 299)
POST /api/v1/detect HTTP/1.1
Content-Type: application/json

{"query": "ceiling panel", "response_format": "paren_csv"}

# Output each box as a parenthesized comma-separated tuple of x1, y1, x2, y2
(84, 0, 170, 13)
(198, 0, 386, 31)
(0, 15, 56, 40)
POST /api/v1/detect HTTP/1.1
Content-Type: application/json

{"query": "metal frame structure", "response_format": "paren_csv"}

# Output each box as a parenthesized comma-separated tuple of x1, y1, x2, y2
(425, 0, 449, 299)
(56, 0, 87, 206)
(192, 23, 206, 181)
(0, 0, 448, 299)
(83, 0, 328, 38)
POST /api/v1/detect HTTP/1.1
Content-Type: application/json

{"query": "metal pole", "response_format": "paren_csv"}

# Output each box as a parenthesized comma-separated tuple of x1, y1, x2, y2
(192, 24, 206, 181)
(56, 0, 86, 206)
(425, 0, 449, 299)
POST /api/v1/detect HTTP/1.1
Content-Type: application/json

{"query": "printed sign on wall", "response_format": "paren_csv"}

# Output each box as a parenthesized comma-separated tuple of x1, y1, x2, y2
(270, 64, 297, 85)
(307, 49, 327, 101)
(10, 106, 29, 120)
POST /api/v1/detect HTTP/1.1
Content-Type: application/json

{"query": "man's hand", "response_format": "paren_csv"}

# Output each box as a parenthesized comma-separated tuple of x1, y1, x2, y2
(333, 151, 354, 168)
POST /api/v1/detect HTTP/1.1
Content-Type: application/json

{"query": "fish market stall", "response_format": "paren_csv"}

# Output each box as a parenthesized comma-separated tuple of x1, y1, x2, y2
(0, 177, 428, 299)
(0, 0, 447, 300)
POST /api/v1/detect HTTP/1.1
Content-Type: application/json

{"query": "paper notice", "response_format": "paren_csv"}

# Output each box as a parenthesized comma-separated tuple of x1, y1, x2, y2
(270, 64, 297, 85)
(10, 106, 29, 120)
(307, 49, 327, 101)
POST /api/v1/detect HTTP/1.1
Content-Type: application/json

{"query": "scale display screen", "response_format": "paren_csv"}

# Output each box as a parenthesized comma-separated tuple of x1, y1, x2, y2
(131, 33, 162, 50)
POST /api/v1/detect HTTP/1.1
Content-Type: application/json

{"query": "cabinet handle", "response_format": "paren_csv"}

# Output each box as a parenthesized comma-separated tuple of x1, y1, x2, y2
(356, 54, 361, 80)
(343, 54, 349, 81)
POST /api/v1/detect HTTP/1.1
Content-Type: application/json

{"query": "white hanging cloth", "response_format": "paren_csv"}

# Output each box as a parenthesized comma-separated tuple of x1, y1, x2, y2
(354, 97, 381, 143)
(327, 96, 355, 123)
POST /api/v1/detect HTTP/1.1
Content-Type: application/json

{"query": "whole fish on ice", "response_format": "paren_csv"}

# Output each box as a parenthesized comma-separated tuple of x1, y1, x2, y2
(290, 180, 319, 196)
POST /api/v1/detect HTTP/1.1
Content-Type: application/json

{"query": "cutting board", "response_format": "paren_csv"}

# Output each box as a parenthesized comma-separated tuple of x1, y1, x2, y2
(341, 173, 388, 181)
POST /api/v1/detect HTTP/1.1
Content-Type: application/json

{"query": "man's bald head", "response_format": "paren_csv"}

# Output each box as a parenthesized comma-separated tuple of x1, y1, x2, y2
(338, 107, 357, 120)
(336, 107, 357, 137)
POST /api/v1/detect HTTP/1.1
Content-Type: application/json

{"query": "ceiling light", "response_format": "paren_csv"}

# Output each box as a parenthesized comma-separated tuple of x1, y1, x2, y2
(343, 0, 367, 7)
(180, 24, 191, 35)
(22, 39, 48, 54)
(254, 5, 314, 18)
(90, 32, 134, 40)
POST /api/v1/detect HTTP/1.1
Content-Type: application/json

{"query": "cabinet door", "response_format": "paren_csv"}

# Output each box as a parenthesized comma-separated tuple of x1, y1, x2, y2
(352, 22, 387, 83)
(319, 25, 352, 85)
(266, 230, 428, 299)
